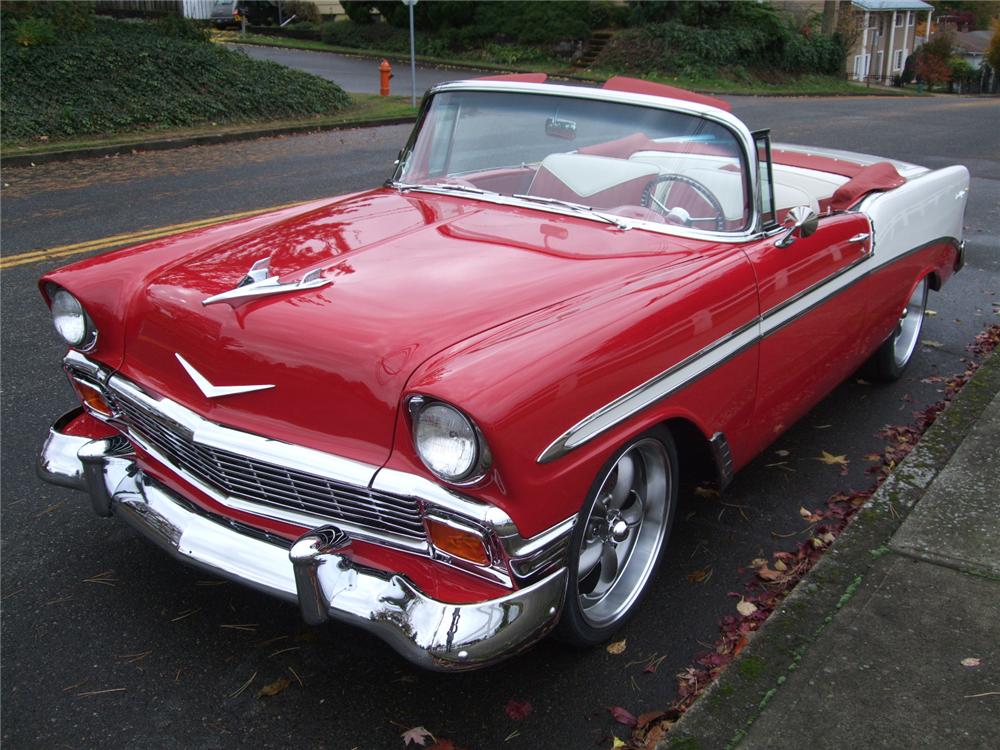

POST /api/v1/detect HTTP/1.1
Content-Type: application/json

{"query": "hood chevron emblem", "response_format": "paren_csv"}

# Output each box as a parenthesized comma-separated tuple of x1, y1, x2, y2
(175, 354, 274, 398)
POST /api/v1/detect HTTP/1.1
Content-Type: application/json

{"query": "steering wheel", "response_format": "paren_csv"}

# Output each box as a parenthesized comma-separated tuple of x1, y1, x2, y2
(640, 174, 727, 232)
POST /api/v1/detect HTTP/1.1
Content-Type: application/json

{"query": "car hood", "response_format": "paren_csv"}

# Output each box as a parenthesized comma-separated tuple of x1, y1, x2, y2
(119, 189, 694, 467)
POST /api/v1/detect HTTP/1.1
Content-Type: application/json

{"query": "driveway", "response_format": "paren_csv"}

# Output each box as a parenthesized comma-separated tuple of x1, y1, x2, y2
(227, 42, 489, 96)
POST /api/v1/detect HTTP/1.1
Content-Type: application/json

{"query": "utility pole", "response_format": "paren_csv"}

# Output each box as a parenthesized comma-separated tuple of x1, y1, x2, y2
(402, 0, 418, 107)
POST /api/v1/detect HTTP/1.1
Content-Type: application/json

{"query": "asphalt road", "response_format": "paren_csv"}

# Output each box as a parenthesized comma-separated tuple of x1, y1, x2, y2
(226, 43, 486, 95)
(2, 95, 999, 750)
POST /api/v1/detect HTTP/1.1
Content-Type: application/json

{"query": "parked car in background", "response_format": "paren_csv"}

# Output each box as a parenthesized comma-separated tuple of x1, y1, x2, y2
(37, 75, 969, 670)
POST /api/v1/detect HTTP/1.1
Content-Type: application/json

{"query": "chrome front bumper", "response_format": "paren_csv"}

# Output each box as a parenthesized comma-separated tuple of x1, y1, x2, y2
(38, 410, 567, 671)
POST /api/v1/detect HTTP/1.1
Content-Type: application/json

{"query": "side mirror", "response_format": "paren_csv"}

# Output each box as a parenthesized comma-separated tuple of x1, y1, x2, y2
(775, 205, 819, 248)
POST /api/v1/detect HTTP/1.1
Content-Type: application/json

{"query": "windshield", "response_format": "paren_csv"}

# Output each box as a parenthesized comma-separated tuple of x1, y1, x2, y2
(393, 90, 751, 233)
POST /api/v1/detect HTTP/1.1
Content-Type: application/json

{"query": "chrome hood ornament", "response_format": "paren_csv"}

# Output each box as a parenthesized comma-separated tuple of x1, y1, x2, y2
(202, 258, 331, 307)
(175, 353, 274, 398)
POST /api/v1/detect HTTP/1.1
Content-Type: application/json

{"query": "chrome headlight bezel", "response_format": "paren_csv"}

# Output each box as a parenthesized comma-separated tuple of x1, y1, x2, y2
(48, 285, 98, 352)
(408, 396, 492, 485)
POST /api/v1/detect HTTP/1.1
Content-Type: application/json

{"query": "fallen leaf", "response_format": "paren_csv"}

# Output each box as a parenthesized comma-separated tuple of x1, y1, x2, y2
(924, 309, 938, 316)
(855, 378, 871, 385)
(921, 339, 944, 349)
(750, 557, 768, 568)
(815, 451, 849, 466)
(401, 726, 434, 747)
(611, 738, 627, 749)
(736, 600, 757, 616)
(256, 676, 290, 699)
(504, 698, 533, 720)
(606, 639, 627, 655)
(819, 531, 836, 544)
(799, 506, 822, 522)
(961, 657, 981, 668)
(609, 706, 638, 727)
(687, 567, 712, 584)
(756, 565, 784, 582)
(773, 559, 788, 572)
(693, 485, 720, 499)
(775, 449, 790, 457)
(636, 710, 666, 729)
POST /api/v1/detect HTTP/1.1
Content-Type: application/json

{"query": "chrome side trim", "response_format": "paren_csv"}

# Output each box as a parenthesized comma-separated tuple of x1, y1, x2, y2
(537, 321, 760, 463)
(538, 236, 959, 464)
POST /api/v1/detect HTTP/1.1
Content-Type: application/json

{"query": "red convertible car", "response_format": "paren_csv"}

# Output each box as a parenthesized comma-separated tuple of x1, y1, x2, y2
(38, 75, 969, 670)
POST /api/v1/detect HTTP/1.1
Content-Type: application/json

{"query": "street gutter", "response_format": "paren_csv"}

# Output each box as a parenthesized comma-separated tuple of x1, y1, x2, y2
(661, 347, 1000, 749)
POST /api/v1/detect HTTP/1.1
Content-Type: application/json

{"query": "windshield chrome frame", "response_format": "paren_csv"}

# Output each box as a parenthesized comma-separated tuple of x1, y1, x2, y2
(389, 80, 764, 244)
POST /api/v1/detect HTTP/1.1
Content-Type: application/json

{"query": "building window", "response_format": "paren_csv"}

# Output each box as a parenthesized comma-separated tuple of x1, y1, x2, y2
(908, 11, 915, 26)
(894, 49, 905, 70)
(895, 12, 904, 27)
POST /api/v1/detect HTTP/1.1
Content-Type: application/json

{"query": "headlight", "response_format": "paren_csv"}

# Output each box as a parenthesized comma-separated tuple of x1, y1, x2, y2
(411, 399, 490, 483)
(50, 288, 97, 350)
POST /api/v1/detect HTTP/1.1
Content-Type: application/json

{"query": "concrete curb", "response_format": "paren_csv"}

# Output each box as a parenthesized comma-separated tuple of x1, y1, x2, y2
(0, 115, 418, 168)
(661, 348, 1000, 750)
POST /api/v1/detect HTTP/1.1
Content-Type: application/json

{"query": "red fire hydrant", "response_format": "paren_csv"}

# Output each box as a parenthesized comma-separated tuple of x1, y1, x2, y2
(379, 59, 393, 97)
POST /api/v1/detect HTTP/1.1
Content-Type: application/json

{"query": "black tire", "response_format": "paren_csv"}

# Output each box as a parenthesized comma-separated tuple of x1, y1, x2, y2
(555, 426, 678, 646)
(864, 276, 929, 382)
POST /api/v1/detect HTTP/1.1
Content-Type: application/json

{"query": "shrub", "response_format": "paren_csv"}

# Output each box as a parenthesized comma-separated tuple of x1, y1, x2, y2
(320, 19, 408, 51)
(1, 17, 351, 141)
(284, 0, 321, 25)
(595, 17, 845, 77)
(14, 18, 58, 47)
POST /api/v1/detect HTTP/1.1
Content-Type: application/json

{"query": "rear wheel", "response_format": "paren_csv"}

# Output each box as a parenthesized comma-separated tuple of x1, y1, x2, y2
(556, 428, 678, 646)
(865, 276, 929, 382)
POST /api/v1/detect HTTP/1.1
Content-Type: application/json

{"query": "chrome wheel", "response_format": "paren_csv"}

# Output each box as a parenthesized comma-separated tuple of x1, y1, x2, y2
(892, 278, 928, 369)
(575, 438, 672, 629)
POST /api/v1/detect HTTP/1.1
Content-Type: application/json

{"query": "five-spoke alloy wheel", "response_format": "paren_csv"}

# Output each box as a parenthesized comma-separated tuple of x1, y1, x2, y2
(865, 276, 929, 382)
(556, 429, 678, 645)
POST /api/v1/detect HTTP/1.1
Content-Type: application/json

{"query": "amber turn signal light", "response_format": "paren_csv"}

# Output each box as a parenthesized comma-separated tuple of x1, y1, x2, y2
(427, 518, 490, 566)
(71, 378, 113, 418)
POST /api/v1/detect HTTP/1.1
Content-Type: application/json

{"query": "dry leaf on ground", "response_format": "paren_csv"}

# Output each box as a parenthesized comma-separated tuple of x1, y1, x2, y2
(736, 600, 757, 616)
(401, 726, 434, 747)
(606, 639, 627, 655)
(961, 657, 981, 668)
(815, 451, 849, 466)
(256, 676, 290, 698)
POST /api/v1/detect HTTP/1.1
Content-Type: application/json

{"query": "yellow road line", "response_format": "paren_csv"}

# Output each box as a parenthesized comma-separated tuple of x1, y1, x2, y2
(0, 200, 310, 271)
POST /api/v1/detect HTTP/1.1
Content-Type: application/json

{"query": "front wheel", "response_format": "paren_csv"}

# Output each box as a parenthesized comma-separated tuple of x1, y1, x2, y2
(555, 428, 678, 646)
(864, 276, 929, 382)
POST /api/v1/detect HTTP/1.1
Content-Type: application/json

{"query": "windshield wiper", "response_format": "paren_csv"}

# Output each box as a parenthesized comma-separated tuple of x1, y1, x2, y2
(391, 181, 497, 197)
(511, 193, 631, 230)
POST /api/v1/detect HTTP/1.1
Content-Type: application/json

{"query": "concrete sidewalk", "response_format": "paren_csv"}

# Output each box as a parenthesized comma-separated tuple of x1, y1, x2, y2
(665, 350, 1000, 750)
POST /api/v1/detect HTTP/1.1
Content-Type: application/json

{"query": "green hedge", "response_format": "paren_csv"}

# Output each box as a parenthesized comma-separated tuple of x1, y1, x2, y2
(2, 17, 351, 141)
(595, 21, 844, 77)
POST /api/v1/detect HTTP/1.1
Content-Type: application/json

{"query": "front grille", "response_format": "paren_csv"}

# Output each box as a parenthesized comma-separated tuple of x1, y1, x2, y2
(106, 386, 427, 543)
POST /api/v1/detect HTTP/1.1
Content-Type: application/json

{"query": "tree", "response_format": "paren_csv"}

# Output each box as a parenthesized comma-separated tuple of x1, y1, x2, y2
(988, 20, 1000, 73)
(915, 30, 954, 89)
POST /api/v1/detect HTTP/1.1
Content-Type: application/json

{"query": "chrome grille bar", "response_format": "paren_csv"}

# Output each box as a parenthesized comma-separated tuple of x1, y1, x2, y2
(105, 381, 427, 543)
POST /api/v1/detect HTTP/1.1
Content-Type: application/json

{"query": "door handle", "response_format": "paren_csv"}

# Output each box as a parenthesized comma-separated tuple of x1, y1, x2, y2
(848, 233, 870, 244)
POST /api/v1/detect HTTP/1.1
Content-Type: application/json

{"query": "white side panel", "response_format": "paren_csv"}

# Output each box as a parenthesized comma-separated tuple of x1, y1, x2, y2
(861, 165, 969, 263)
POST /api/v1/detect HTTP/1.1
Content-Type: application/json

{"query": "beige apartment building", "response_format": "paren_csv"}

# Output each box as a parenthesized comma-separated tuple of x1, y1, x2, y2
(847, 0, 934, 83)
(775, 0, 935, 84)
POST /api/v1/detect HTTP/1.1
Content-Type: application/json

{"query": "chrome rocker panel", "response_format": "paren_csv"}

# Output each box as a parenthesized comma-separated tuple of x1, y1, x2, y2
(38, 411, 568, 671)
